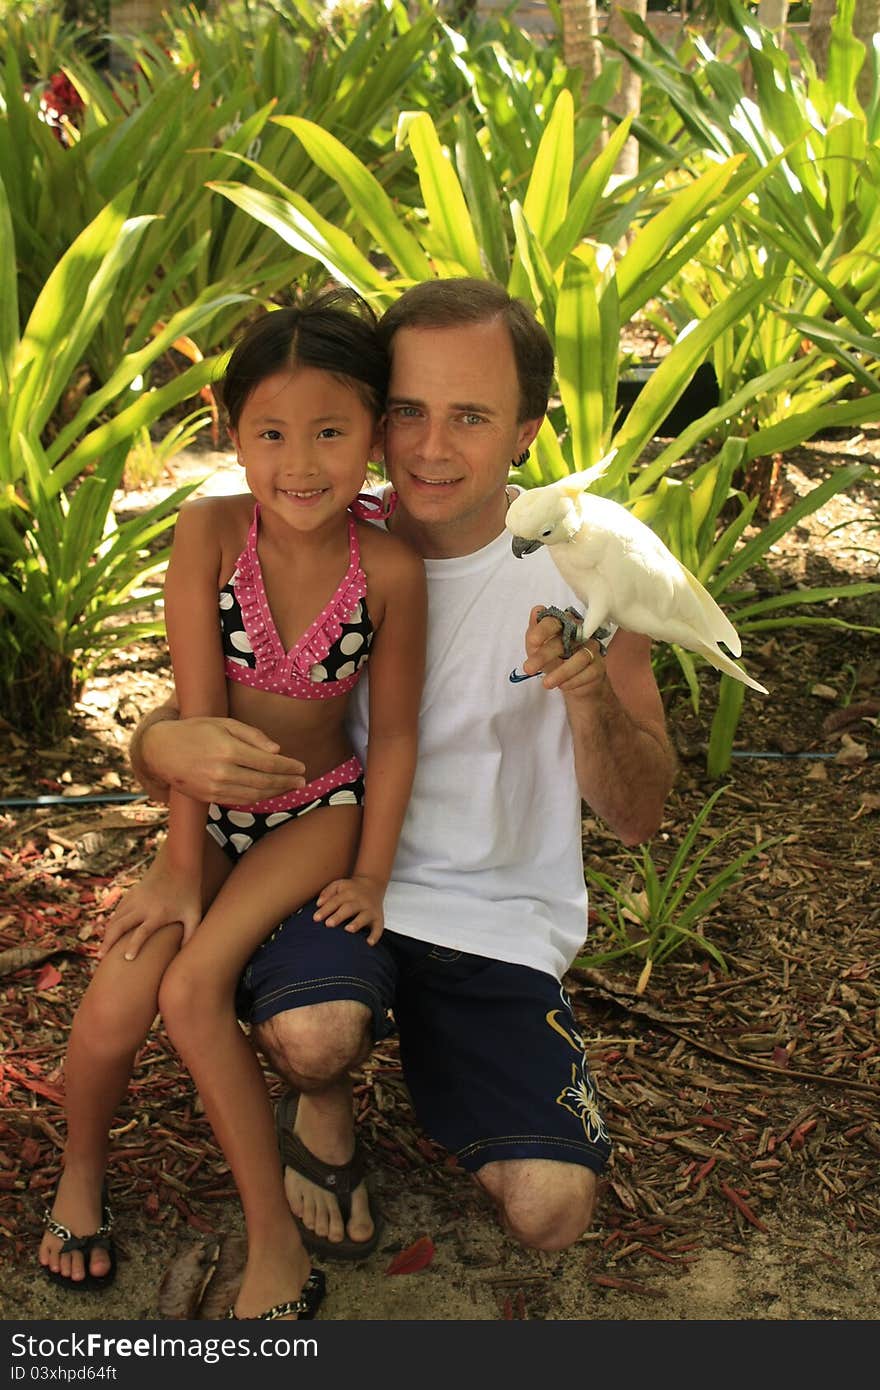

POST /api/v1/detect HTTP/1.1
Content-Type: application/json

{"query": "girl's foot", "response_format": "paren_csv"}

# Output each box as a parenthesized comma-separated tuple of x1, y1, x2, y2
(226, 1270, 325, 1321)
(39, 1168, 114, 1286)
(232, 1234, 317, 1320)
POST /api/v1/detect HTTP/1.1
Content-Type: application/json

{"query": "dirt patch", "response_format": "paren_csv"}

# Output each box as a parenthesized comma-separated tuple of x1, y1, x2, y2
(2, 435, 878, 1322)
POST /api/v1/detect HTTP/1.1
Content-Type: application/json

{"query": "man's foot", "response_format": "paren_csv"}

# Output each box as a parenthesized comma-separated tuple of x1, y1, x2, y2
(39, 1169, 115, 1289)
(276, 1091, 382, 1260)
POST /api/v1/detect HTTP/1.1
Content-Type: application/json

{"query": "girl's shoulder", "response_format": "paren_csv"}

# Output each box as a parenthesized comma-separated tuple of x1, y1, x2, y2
(176, 492, 253, 541)
(356, 518, 422, 579)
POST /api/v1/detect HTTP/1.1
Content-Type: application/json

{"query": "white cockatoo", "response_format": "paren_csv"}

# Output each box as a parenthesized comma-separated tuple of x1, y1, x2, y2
(505, 470, 767, 694)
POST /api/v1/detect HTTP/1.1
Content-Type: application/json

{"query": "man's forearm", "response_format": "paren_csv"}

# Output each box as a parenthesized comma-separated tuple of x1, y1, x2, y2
(129, 700, 180, 802)
(566, 680, 676, 846)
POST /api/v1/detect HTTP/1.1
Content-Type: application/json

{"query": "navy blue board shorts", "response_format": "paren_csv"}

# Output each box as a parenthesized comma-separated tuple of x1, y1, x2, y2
(236, 902, 611, 1176)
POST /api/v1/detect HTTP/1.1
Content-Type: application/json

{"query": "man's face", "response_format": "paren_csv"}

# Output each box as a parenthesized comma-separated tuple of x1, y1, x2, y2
(384, 318, 541, 554)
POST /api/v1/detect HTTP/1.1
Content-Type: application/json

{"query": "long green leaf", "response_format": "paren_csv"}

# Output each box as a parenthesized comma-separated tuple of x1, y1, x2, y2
(605, 276, 776, 489)
(400, 112, 484, 277)
(0, 176, 18, 379)
(715, 464, 868, 595)
(208, 180, 391, 304)
(278, 116, 433, 283)
(707, 676, 746, 777)
(49, 359, 221, 494)
(616, 158, 745, 307)
(555, 244, 619, 472)
(545, 115, 633, 270)
(454, 111, 509, 284)
(521, 88, 574, 250)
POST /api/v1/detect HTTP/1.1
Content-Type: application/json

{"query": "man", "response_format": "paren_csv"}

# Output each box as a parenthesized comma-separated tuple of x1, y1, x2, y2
(131, 279, 676, 1259)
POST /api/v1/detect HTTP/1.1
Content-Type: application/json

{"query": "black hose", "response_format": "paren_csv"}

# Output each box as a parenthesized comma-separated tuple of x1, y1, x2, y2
(0, 792, 147, 808)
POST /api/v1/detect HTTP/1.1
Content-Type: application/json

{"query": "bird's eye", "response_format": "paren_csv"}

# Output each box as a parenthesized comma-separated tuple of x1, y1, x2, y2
(541, 528, 553, 538)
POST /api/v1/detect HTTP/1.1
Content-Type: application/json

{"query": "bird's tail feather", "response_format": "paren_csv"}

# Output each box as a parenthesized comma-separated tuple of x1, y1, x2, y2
(697, 644, 768, 694)
(683, 569, 742, 656)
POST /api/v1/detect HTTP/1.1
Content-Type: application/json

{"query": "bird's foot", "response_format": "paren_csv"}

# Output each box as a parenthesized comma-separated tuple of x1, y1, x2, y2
(536, 606, 585, 660)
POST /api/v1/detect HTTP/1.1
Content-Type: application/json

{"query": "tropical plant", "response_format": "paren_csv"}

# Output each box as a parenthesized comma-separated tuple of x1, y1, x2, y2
(0, 0, 444, 379)
(578, 786, 782, 992)
(122, 406, 210, 492)
(0, 0, 96, 81)
(208, 92, 880, 775)
(604, 0, 880, 439)
(0, 180, 240, 735)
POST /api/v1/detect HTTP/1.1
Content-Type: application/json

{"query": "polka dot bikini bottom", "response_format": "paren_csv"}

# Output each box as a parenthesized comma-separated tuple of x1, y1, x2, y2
(206, 755, 364, 861)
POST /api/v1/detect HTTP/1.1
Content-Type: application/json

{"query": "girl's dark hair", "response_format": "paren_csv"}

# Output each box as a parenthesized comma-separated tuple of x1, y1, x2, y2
(377, 278, 554, 422)
(220, 287, 389, 429)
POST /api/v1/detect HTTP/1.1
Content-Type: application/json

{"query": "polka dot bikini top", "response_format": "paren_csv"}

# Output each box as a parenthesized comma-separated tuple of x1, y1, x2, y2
(219, 502, 374, 700)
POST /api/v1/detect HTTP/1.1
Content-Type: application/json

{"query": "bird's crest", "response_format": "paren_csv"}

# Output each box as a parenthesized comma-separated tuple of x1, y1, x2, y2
(553, 451, 617, 499)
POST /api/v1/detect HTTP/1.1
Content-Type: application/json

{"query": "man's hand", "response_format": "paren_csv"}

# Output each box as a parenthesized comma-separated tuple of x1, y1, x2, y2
(99, 857, 200, 961)
(520, 606, 606, 696)
(141, 715, 307, 806)
(313, 875, 385, 946)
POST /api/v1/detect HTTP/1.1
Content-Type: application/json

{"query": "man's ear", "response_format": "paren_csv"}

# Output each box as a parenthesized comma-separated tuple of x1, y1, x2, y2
(516, 416, 543, 454)
(369, 417, 386, 461)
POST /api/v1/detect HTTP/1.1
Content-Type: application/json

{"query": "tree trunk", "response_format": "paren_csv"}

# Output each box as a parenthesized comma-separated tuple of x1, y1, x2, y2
(110, 0, 164, 33)
(606, 2, 648, 180)
(757, 0, 789, 34)
(109, 0, 165, 71)
(808, 0, 840, 77)
(560, 0, 602, 90)
(809, 0, 879, 107)
(852, 0, 880, 107)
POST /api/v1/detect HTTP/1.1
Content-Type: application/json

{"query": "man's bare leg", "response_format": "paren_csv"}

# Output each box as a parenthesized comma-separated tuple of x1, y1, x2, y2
(254, 999, 376, 1247)
(476, 1158, 597, 1252)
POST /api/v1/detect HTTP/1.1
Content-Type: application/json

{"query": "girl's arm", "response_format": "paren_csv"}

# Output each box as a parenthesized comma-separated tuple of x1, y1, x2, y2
(101, 501, 229, 960)
(315, 535, 426, 943)
(163, 501, 230, 910)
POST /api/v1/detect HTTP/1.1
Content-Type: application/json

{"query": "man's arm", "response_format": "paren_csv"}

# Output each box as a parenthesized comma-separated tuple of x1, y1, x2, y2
(129, 700, 180, 804)
(522, 610, 676, 846)
(130, 702, 307, 807)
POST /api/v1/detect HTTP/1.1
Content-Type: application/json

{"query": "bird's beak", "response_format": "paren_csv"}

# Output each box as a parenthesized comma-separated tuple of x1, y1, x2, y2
(511, 535, 543, 558)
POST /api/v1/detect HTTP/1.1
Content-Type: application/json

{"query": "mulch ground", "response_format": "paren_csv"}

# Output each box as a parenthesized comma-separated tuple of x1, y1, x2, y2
(1, 437, 878, 1313)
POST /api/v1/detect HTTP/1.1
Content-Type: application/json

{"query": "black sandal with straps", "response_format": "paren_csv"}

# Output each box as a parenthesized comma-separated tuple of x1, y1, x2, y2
(225, 1269, 325, 1321)
(43, 1186, 116, 1292)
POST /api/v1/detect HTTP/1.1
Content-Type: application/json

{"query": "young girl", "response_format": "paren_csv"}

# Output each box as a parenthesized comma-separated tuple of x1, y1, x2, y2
(38, 290, 426, 1320)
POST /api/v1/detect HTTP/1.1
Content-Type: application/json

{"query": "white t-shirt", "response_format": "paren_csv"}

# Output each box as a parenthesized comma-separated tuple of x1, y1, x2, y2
(347, 524, 593, 981)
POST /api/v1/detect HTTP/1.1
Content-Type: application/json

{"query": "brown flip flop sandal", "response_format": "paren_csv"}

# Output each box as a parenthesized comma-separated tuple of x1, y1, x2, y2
(275, 1091, 383, 1261)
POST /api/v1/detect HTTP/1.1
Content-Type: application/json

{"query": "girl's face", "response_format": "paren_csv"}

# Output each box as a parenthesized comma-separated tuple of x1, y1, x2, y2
(231, 366, 382, 530)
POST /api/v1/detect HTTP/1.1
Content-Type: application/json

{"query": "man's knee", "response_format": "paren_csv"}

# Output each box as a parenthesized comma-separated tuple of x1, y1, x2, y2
(476, 1159, 598, 1252)
(252, 999, 372, 1088)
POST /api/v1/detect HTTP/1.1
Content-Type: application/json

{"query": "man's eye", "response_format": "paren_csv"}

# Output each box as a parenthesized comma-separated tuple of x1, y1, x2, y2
(392, 406, 421, 420)
(462, 413, 485, 425)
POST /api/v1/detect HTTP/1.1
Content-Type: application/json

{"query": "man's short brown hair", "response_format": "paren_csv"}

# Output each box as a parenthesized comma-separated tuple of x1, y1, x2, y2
(377, 278, 554, 423)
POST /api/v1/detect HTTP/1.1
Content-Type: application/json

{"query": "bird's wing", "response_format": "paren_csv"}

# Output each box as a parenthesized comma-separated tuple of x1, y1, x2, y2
(575, 497, 742, 653)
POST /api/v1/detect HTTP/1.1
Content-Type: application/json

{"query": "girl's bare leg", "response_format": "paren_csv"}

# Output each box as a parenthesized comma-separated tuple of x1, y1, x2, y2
(159, 805, 361, 1318)
(40, 844, 231, 1283)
